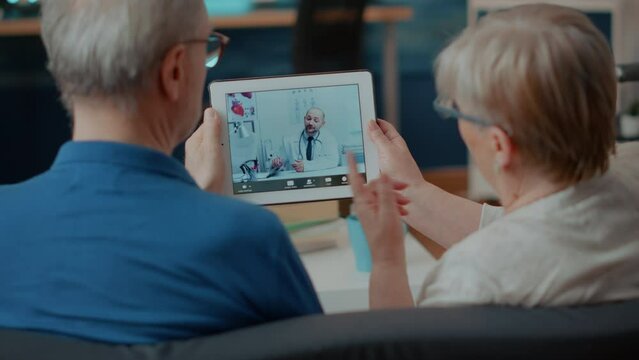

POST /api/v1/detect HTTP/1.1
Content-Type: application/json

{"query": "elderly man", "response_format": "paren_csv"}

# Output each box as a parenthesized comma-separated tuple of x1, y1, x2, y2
(271, 107, 340, 173)
(0, 0, 321, 344)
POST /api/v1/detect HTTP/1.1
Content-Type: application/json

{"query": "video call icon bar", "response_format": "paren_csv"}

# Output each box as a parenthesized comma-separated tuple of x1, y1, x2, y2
(233, 174, 361, 195)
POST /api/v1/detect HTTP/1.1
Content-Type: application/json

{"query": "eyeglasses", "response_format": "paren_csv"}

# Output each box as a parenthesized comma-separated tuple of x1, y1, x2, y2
(433, 97, 493, 127)
(433, 97, 513, 136)
(183, 31, 230, 69)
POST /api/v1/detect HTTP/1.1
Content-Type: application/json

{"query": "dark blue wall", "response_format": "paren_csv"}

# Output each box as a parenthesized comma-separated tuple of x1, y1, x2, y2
(0, 0, 470, 185)
(0, 0, 614, 184)
(0, 0, 466, 183)
(205, 0, 470, 170)
(0, 36, 70, 184)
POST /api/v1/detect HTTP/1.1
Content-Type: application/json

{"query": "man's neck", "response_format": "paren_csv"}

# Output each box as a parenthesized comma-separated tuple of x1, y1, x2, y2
(72, 98, 175, 155)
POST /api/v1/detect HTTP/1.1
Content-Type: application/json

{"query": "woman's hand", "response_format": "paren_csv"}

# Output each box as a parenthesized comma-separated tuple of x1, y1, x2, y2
(349, 155, 415, 309)
(348, 155, 407, 266)
(368, 119, 423, 187)
(185, 108, 227, 194)
(368, 119, 484, 250)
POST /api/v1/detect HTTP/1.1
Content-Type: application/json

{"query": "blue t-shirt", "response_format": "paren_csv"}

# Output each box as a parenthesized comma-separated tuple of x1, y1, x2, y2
(0, 141, 322, 344)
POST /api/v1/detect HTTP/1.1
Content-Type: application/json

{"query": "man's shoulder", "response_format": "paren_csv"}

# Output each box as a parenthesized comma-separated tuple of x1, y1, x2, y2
(0, 173, 49, 204)
(198, 192, 276, 219)
(185, 191, 285, 237)
(321, 128, 337, 140)
(282, 131, 301, 141)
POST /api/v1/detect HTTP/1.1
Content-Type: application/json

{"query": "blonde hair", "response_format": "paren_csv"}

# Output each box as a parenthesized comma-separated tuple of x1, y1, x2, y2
(435, 4, 617, 185)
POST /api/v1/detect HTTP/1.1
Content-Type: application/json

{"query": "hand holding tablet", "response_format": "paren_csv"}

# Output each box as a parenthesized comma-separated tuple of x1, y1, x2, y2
(185, 109, 227, 193)
(209, 71, 380, 205)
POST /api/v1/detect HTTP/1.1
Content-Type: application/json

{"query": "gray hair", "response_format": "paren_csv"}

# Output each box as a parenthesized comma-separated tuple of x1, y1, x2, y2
(41, 0, 204, 112)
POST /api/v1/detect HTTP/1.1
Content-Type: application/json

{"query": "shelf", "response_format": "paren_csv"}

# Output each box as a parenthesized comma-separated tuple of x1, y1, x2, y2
(0, 6, 413, 36)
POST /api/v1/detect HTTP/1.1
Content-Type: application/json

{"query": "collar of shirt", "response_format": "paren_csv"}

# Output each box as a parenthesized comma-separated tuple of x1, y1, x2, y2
(304, 130, 319, 141)
(51, 141, 197, 186)
(501, 171, 611, 221)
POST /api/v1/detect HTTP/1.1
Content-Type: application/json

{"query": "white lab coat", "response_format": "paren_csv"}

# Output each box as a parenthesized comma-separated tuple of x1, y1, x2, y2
(277, 129, 340, 172)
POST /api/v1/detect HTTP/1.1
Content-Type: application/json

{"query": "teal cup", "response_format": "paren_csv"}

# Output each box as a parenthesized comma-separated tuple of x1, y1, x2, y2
(347, 214, 410, 273)
(347, 214, 372, 272)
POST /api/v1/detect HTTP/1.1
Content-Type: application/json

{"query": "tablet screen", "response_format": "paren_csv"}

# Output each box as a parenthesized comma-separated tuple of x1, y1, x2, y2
(226, 84, 367, 195)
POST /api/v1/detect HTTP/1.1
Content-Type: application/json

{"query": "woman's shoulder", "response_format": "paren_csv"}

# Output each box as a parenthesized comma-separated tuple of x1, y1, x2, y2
(418, 221, 551, 306)
(610, 142, 639, 190)
(615, 141, 639, 159)
(443, 215, 557, 274)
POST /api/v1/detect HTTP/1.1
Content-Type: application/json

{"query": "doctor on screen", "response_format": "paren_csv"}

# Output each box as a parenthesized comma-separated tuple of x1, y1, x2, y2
(271, 107, 340, 173)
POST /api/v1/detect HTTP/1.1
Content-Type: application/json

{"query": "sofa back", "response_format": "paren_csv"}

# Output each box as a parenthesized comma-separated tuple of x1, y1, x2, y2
(2, 301, 639, 360)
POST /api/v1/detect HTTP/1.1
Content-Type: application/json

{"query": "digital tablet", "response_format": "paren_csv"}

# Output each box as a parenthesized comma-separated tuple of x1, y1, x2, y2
(209, 71, 379, 205)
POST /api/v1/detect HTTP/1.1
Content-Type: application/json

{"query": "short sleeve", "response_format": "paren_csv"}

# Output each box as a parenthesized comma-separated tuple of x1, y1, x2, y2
(479, 204, 505, 229)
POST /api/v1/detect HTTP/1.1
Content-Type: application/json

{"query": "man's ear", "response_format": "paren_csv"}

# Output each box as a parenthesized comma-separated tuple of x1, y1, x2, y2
(159, 44, 187, 102)
(488, 126, 514, 170)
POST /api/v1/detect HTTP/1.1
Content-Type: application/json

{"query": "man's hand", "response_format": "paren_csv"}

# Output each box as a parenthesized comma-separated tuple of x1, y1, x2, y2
(292, 160, 305, 173)
(368, 119, 423, 187)
(271, 157, 284, 169)
(185, 108, 226, 193)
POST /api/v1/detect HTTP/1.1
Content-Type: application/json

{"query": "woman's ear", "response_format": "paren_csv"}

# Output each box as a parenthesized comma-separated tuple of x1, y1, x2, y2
(488, 126, 514, 172)
(159, 44, 187, 102)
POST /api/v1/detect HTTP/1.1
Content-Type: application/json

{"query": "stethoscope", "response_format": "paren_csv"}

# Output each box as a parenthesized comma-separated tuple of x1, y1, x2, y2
(298, 130, 323, 160)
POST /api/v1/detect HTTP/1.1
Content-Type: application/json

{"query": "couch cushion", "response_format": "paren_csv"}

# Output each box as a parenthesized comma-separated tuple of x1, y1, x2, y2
(2, 301, 638, 360)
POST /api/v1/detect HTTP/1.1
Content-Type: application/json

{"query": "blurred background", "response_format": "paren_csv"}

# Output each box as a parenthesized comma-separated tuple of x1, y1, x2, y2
(0, 0, 637, 194)
(0, 0, 468, 185)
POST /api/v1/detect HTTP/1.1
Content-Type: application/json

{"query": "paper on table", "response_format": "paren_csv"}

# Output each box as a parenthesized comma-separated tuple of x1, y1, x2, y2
(289, 218, 345, 254)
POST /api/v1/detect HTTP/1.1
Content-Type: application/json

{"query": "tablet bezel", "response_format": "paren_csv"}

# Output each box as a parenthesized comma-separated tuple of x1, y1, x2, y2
(209, 71, 379, 205)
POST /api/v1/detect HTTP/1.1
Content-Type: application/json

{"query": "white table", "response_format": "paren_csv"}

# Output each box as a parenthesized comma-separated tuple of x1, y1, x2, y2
(300, 219, 437, 314)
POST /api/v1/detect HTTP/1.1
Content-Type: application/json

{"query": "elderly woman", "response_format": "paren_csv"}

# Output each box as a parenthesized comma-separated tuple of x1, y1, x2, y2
(349, 4, 639, 309)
